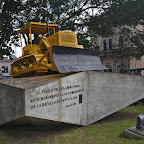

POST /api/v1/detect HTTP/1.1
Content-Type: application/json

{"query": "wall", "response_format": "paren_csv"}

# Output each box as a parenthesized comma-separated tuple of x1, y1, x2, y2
(130, 56, 144, 74)
(92, 26, 144, 73)
(0, 58, 17, 76)
(1, 71, 144, 126)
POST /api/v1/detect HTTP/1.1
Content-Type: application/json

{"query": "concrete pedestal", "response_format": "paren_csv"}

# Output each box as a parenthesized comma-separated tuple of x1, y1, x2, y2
(127, 126, 144, 136)
(0, 71, 144, 125)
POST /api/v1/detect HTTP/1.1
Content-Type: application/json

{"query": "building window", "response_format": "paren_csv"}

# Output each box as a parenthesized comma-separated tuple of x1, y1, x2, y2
(109, 39, 112, 50)
(105, 64, 112, 72)
(118, 36, 124, 48)
(117, 64, 127, 73)
(2, 66, 8, 73)
(103, 40, 107, 50)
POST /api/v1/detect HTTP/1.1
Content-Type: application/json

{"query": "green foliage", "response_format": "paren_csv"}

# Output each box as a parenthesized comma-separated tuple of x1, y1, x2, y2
(0, 0, 23, 58)
(118, 36, 125, 48)
(77, 32, 92, 49)
(88, 0, 144, 58)
(1, 0, 144, 58)
(0, 0, 117, 57)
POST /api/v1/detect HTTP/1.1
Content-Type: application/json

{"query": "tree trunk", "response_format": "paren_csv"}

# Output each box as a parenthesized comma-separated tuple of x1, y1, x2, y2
(0, 15, 4, 31)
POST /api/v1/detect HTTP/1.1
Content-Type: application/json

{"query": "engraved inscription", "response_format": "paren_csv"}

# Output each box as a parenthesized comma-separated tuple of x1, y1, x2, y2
(30, 84, 84, 110)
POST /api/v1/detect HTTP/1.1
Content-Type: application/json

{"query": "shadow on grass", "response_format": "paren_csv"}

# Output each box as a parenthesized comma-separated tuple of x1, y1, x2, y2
(93, 106, 138, 125)
(119, 131, 144, 140)
(0, 106, 142, 143)
(0, 121, 80, 139)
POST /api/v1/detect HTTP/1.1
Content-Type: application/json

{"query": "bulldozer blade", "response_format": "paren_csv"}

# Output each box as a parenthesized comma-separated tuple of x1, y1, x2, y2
(52, 45, 107, 73)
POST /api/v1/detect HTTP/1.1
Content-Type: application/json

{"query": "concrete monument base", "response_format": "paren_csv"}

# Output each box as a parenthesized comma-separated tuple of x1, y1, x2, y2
(0, 71, 144, 126)
(124, 126, 144, 137)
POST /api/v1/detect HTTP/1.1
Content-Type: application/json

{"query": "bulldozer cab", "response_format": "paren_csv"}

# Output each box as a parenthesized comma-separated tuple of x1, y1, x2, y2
(18, 22, 57, 50)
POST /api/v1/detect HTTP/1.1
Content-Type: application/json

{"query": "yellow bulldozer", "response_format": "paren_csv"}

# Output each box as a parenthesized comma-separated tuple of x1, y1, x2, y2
(11, 22, 106, 78)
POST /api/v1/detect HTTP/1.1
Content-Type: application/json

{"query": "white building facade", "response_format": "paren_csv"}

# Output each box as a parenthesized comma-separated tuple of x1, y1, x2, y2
(0, 58, 17, 76)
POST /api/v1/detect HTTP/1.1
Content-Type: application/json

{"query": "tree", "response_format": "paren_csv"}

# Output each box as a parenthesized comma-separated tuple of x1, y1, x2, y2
(1, 0, 115, 58)
(87, 0, 144, 58)
(18, 0, 112, 48)
(0, 0, 24, 59)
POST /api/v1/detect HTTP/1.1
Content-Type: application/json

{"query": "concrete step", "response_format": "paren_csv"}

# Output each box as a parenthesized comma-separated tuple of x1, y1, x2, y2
(0, 71, 144, 126)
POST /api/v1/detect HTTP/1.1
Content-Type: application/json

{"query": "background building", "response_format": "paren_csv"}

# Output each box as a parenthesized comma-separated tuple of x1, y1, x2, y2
(91, 26, 144, 74)
(0, 58, 17, 76)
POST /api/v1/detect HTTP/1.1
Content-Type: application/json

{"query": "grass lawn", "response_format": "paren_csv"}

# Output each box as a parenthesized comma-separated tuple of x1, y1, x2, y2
(0, 105, 144, 144)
